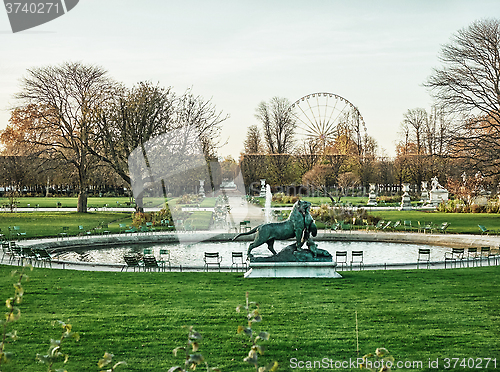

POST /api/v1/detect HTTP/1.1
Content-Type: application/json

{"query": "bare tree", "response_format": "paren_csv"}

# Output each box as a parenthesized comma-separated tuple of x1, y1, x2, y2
(93, 83, 227, 210)
(302, 164, 337, 204)
(242, 124, 263, 154)
(402, 108, 427, 155)
(92, 82, 176, 188)
(14, 62, 117, 212)
(425, 18, 500, 175)
(175, 88, 228, 159)
(255, 97, 296, 154)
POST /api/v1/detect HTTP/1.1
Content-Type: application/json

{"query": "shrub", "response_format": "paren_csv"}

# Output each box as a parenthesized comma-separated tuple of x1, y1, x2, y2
(132, 206, 173, 227)
(271, 192, 299, 205)
(310, 205, 378, 226)
(179, 194, 201, 205)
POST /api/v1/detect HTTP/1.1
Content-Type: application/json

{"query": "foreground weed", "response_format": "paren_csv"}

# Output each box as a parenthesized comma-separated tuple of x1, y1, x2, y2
(0, 264, 32, 368)
(170, 326, 220, 372)
(236, 292, 278, 372)
(360, 347, 395, 372)
(36, 320, 80, 372)
(98, 352, 127, 372)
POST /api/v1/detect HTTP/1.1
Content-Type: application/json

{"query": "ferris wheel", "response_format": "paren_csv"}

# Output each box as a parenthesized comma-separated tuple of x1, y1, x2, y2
(290, 92, 367, 152)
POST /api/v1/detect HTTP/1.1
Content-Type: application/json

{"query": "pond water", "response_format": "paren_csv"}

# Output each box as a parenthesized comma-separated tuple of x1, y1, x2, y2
(54, 240, 451, 266)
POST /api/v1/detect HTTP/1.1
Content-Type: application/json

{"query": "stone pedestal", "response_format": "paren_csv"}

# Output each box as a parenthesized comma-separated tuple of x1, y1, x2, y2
(198, 180, 205, 198)
(420, 181, 429, 204)
(259, 179, 267, 198)
(244, 262, 342, 278)
(429, 189, 449, 207)
(367, 183, 377, 206)
(400, 183, 412, 210)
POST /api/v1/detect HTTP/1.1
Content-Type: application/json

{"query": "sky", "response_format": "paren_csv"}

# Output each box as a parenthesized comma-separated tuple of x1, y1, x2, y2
(1, 0, 500, 159)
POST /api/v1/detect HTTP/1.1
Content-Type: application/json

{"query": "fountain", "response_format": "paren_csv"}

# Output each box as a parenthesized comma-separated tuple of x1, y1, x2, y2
(265, 184, 272, 223)
(232, 199, 339, 278)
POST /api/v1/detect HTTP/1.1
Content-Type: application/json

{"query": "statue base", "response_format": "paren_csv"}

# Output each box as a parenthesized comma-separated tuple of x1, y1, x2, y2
(250, 244, 332, 263)
(244, 261, 342, 278)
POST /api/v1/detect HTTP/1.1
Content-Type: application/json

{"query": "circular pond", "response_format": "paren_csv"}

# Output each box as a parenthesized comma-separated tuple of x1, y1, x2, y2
(53, 240, 451, 267)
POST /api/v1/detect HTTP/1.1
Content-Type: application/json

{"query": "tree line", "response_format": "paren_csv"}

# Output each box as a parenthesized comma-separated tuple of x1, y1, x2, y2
(240, 19, 500, 199)
(0, 63, 228, 212)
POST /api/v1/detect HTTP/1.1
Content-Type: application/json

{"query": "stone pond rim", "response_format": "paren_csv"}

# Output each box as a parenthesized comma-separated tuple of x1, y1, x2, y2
(20, 231, 500, 256)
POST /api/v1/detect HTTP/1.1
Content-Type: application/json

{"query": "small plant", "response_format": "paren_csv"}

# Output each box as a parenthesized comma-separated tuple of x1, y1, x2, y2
(36, 320, 80, 372)
(98, 352, 127, 372)
(0, 265, 32, 366)
(236, 292, 278, 372)
(169, 326, 220, 372)
(360, 347, 395, 372)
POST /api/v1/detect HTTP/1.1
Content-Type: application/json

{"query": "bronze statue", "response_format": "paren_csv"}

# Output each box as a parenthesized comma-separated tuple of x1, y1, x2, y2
(233, 200, 331, 262)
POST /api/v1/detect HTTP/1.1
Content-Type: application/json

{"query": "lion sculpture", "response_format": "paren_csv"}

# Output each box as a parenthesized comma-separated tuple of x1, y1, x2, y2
(233, 199, 317, 256)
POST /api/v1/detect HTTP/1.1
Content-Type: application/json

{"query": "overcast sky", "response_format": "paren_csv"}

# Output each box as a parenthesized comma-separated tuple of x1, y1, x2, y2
(1, 0, 499, 159)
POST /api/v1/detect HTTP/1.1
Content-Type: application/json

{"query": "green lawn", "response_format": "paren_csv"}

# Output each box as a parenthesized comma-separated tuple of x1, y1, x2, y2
(0, 212, 132, 239)
(370, 210, 500, 234)
(2, 208, 500, 239)
(1, 266, 498, 371)
(0, 197, 136, 209)
(253, 196, 369, 207)
(184, 211, 214, 230)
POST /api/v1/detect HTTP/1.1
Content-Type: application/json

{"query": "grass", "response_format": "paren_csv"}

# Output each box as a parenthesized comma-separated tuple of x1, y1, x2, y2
(0, 266, 498, 371)
(2, 208, 500, 239)
(252, 196, 369, 207)
(184, 211, 214, 230)
(0, 197, 136, 209)
(369, 210, 500, 234)
(0, 212, 132, 239)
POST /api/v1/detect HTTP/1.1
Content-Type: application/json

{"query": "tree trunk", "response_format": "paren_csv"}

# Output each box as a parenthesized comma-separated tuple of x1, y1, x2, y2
(77, 191, 87, 213)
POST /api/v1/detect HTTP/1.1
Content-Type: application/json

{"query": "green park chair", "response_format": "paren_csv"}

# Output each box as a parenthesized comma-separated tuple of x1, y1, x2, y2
(423, 223, 436, 234)
(122, 254, 142, 272)
(403, 220, 412, 231)
(480, 246, 496, 266)
(13, 226, 27, 240)
(159, 249, 171, 272)
(124, 226, 138, 234)
(445, 248, 465, 268)
(143, 255, 160, 272)
(350, 251, 364, 270)
(231, 252, 247, 272)
(21, 247, 38, 266)
(335, 251, 348, 271)
(478, 225, 491, 235)
(374, 220, 385, 231)
(437, 222, 450, 233)
(466, 247, 479, 267)
(204, 252, 222, 272)
(417, 248, 431, 269)
(382, 221, 393, 231)
(79, 225, 92, 237)
(33, 248, 52, 268)
(59, 226, 69, 239)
